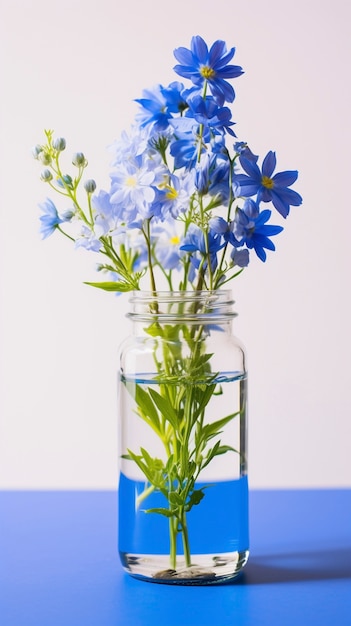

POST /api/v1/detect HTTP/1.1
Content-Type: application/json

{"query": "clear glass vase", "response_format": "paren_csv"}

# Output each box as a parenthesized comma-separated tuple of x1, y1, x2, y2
(117, 290, 249, 585)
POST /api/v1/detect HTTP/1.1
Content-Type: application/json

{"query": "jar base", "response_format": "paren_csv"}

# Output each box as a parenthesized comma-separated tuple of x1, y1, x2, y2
(120, 550, 249, 585)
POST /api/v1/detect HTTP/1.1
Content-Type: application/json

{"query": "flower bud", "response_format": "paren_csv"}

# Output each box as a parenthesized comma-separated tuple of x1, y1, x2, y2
(53, 137, 66, 152)
(39, 151, 52, 166)
(40, 169, 53, 182)
(32, 144, 43, 159)
(72, 152, 86, 167)
(84, 179, 96, 193)
(57, 174, 73, 189)
(61, 209, 74, 221)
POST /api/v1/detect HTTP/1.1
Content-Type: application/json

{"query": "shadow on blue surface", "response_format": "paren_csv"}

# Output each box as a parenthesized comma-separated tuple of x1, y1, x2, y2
(238, 547, 351, 584)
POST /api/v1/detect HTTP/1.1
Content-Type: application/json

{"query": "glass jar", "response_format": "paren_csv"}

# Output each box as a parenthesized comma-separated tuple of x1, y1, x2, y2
(117, 290, 249, 584)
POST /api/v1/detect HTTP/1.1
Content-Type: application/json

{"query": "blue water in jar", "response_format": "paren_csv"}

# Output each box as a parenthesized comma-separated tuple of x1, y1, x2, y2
(118, 473, 249, 555)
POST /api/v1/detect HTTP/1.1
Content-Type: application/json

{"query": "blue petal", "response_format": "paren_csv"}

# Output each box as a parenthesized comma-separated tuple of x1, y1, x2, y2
(262, 151, 276, 177)
(235, 179, 260, 197)
(208, 39, 228, 66)
(173, 46, 195, 66)
(218, 65, 244, 79)
(191, 35, 208, 63)
(261, 224, 284, 236)
(239, 156, 261, 181)
(209, 216, 228, 234)
(275, 187, 303, 206)
(270, 191, 290, 218)
(273, 170, 298, 187)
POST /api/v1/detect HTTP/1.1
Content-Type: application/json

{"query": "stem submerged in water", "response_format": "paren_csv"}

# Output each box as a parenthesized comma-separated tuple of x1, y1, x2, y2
(169, 511, 191, 569)
(181, 510, 191, 567)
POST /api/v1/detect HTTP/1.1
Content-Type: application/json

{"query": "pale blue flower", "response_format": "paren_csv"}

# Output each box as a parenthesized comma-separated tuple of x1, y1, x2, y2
(92, 190, 120, 235)
(154, 223, 183, 270)
(155, 173, 194, 220)
(109, 127, 149, 167)
(109, 161, 156, 221)
(75, 226, 102, 252)
(39, 198, 68, 239)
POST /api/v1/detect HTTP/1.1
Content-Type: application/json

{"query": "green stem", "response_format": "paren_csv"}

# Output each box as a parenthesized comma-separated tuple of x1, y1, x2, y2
(53, 155, 90, 226)
(136, 484, 155, 508)
(56, 225, 76, 242)
(142, 219, 159, 317)
(143, 219, 157, 294)
(180, 509, 191, 567)
(87, 191, 94, 223)
(169, 515, 178, 569)
(216, 152, 236, 279)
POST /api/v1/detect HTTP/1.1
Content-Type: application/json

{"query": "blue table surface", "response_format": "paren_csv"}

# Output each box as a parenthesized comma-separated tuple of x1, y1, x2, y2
(1, 489, 350, 626)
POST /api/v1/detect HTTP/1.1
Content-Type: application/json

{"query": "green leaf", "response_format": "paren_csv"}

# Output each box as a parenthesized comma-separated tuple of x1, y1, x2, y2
(168, 491, 184, 506)
(201, 442, 238, 470)
(134, 386, 160, 432)
(148, 388, 179, 430)
(201, 441, 221, 469)
(144, 323, 163, 338)
(185, 488, 206, 512)
(216, 444, 238, 455)
(145, 507, 173, 518)
(125, 449, 154, 484)
(194, 383, 217, 416)
(140, 447, 164, 472)
(165, 454, 175, 473)
(201, 412, 240, 441)
(84, 281, 134, 292)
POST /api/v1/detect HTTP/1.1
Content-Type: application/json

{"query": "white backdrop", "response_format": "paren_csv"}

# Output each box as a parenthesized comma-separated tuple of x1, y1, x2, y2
(1, 0, 350, 489)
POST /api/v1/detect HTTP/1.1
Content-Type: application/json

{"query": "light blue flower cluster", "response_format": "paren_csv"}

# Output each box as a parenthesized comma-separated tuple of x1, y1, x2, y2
(34, 36, 302, 293)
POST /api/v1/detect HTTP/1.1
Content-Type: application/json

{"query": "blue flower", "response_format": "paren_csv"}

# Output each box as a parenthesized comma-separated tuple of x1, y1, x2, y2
(170, 127, 203, 170)
(39, 198, 66, 239)
(209, 216, 239, 247)
(207, 155, 231, 203)
(231, 247, 250, 268)
(160, 81, 188, 114)
(153, 223, 184, 270)
(75, 225, 102, 252)
(153, 173, 193, 220)
(180, 224, 224, 280)
(233, 151, 303, 218)
(234, 142, 258, 163)
(109, 159, 159, 222)
(135, 86, 171, 131)
(186, 95, 236, 136)
(194, 159, 211, 198)
(233, 199, 283, 262)
(173, 36, 243, 106)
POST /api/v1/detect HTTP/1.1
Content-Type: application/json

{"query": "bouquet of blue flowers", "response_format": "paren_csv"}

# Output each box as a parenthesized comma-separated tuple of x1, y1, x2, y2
(33, 36, 302, 581)
(34, 35, 301, 294)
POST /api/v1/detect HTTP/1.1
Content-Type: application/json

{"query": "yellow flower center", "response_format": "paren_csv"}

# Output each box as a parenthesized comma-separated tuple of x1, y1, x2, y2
(200, 65, 216, 79)
(261, 175, 274, 189)
(165, 186, 178, 201)
(170, 236, 180, 245)
(125, 176, 137, 187)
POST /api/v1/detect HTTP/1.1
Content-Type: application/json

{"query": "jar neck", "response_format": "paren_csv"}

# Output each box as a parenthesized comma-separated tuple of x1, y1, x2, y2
(127, 290, 237, 325)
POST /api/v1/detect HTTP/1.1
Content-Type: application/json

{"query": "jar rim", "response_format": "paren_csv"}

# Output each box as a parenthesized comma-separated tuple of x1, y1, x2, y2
(129, 289, 233, 301)
(127, 290, 237, 322)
